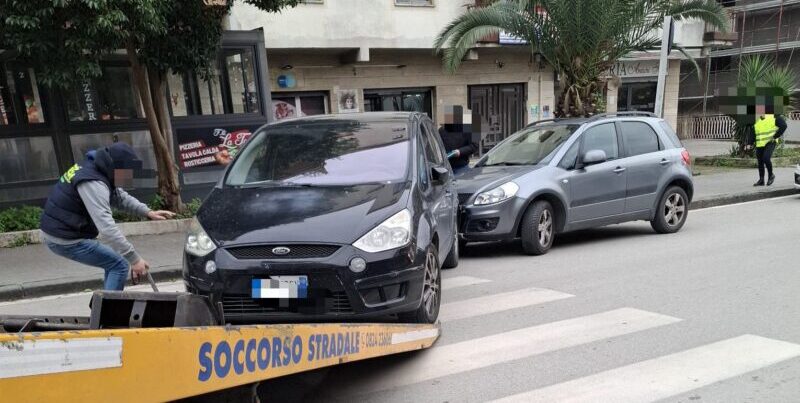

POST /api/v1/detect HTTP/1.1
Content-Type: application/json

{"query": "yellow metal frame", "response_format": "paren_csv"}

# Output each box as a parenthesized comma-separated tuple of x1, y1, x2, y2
(0, 323, 439, 402)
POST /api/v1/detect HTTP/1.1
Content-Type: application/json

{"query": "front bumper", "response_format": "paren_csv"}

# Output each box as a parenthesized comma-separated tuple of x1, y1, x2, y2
(458, 196, 527, 242)
(183, 244, 426, 323)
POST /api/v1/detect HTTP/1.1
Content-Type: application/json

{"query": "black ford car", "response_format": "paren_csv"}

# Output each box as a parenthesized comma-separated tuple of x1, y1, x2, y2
(183, 112, 458, 324)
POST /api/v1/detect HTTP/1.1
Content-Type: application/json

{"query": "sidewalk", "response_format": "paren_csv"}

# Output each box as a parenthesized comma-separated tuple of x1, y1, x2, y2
(1, 167, 797, 302)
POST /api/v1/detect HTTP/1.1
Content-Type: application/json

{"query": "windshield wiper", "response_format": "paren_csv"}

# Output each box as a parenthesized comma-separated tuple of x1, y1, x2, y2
(483, 162, 533, 166)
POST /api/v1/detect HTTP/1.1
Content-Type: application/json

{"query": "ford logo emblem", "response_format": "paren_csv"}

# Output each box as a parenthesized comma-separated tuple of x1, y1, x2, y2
(272, 247, 291, 256)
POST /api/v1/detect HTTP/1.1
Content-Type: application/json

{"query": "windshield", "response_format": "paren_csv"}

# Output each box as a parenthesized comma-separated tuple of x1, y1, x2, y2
(225, 119, 410, 186)
(481, 124, 579, 166)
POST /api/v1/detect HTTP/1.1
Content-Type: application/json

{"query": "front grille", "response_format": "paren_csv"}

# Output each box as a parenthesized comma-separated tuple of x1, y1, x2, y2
(221, 292, 354, 317)
(226, 244, 340, 260)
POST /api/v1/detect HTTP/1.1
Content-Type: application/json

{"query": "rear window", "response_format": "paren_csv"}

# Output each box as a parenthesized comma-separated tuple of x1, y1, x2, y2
(658, 121, 682, 148)
(226, 120, 410, 186)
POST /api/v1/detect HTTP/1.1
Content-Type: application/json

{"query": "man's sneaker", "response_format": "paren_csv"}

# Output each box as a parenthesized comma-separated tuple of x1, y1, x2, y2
(754, 179, 765, 186)
(767, 174, 776, 186)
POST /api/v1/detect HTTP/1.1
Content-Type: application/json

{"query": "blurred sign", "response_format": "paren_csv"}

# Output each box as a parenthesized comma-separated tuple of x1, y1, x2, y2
(609, 60, 661, 78)
(277, 73, 296, 89)
(499, 31, 526, 45)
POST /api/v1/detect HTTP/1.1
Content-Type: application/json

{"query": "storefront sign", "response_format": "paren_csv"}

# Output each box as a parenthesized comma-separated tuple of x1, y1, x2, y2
(176, 126, 260, 169)
(276, 73, 296, 89)
(81, 80, 99, 121)
(608, 60, 661, 78)
(499, 31, 526, 45)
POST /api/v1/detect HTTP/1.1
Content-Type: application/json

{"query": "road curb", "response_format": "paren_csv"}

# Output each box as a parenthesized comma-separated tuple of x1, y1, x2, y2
(0, 267, 184, 302)
(690, 188, 797, 210)
(0, 218, 193, 248)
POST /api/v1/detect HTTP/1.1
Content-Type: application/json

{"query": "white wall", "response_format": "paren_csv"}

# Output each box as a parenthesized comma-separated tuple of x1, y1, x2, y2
(230, 1, 466, 49)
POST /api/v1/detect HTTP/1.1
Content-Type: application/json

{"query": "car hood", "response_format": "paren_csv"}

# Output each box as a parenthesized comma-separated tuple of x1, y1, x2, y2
(197, 182, 410, 245)
(455, 165, 543, 195)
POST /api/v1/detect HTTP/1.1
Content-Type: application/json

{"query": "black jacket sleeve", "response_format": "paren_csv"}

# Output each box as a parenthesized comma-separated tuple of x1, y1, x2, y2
(775, 115, 788, 139)
(457, 132, 478, 158)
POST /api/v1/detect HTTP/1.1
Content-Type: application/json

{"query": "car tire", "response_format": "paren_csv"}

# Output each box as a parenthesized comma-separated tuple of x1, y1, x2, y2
(399, 247, 441, 324)
(520, 200, 555, 255)
(442, 237, 459, 269)
(651, 186, 689, 234)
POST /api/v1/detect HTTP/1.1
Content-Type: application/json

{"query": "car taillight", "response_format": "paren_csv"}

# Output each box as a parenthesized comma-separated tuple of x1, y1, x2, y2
(681, 149, 691, 166)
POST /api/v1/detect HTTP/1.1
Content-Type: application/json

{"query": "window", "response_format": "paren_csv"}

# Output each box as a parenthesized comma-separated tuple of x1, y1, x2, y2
(364, 88, 433, 118)
(0, 63, 45, 125)
(620, 121, 660, 156)
(66, 65, 142, 122)
(0, 137, 59, 183)
(396, 0, 433, 5)
(581, 123, 618, 160)
(272, 92, 329, 121)
(226, 121, 410, 186)
(658, 121, 682, 148)
(482, 124, 579, 166)
(166, 47, 262, 117)
(558, 141, 580, 170)
(420, 122, 444, 165)
(417, 136, 430, 189)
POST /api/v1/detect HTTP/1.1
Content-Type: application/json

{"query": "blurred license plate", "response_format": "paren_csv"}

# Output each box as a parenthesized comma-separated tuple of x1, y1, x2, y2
(251, 276, 308, 299)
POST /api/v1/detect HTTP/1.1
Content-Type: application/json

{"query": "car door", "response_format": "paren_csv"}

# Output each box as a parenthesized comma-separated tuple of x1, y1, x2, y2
(618, 120, 666, 214)
(420, 118, 456, 259)
(565, 122, 627, 225)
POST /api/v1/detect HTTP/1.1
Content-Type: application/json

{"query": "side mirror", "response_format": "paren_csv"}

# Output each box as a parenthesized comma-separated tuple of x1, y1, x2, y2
(432, 166, 450, 183)
(581, 149, 607, 166)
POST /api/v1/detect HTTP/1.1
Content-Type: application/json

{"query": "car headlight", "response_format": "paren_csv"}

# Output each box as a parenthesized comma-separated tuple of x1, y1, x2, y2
(473, 181, 519, 206)
(353, 209, 412, 253)
(185, 218, 217, 257)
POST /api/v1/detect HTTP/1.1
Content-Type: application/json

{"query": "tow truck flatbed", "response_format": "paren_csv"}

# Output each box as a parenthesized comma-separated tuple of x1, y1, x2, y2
(0, 290, 439, 402)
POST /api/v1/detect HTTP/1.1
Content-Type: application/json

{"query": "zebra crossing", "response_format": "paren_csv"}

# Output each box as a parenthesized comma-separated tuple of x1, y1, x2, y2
(323, 275, 800, 402)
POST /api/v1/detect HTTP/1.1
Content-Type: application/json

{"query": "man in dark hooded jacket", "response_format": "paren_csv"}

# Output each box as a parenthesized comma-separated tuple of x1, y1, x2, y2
(40, 142, 175, 290)
(438, 105, 478, 174)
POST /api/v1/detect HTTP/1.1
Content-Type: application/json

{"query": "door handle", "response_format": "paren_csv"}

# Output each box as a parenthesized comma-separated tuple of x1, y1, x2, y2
(613, 167, 626, 174)
(659, 159, 670, 166)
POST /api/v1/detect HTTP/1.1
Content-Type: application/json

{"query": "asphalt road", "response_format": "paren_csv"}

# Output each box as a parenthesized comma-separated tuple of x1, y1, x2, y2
(2, 195, 800, 402)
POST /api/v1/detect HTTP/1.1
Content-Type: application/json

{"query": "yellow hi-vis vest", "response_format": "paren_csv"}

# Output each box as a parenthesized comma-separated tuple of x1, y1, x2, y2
(754, 114, 778, 148)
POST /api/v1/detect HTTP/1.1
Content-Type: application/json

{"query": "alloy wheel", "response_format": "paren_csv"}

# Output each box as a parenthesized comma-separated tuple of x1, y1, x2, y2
(538, 209, 553, 246)
(422, 250, 440, 318)
(664, 193, 686, 227)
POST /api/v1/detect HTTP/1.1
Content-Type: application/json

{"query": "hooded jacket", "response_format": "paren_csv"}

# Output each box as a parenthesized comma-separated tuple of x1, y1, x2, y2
(40, 143, 140, 240)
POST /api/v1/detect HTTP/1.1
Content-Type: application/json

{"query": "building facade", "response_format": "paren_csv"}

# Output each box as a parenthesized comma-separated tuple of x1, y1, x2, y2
(679, 0, 800, 117)
(229, 0, 556, 150)
(0, 31, 272, 207)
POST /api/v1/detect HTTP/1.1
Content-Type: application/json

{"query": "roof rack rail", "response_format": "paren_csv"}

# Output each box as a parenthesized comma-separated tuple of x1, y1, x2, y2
(586, 111, 657, 122)
(526, 118, 562, 126)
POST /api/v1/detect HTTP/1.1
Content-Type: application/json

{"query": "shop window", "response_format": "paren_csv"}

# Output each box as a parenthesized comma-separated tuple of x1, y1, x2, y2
(167, 48, 262, 117)
(0, 136, 59, 183)
(65, 65, 143, 122)
(0, 64, 45, 126)
(272, 92, 329, 121)
(69, 131, 157, 188)
(364, 88, 432, 118)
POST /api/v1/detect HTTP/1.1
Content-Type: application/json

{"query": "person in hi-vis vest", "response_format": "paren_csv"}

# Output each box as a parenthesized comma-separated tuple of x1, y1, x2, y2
(747, 114, 788, 186)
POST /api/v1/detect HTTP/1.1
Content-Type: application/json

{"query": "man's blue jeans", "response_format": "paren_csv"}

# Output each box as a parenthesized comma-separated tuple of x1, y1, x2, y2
(45, 239, 129, 290)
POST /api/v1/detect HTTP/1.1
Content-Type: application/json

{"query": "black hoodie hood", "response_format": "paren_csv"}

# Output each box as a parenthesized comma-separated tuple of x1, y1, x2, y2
(86, 142, 141, 187)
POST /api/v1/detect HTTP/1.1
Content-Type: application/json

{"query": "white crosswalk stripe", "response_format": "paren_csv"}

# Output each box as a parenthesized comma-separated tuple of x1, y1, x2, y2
(338, 308, 681, 396)
(492, 334, 800, 403)
(439, 287, 573, 322)
(441, 275, 492, 290)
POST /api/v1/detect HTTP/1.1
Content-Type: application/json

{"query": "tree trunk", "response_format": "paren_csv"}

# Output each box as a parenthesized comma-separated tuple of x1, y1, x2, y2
(126, 42, 183, 212)
(148, 69, 175, 156)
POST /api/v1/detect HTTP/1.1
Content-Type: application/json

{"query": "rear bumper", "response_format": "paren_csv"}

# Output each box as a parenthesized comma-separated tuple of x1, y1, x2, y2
(183, 244, 426, 323)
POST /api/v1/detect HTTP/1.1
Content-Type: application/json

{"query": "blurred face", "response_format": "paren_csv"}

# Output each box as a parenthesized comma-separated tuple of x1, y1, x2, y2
(114, 168, 134, 189)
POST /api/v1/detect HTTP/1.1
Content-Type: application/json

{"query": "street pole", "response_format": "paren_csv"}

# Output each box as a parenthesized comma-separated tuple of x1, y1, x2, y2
(654, 16, 673, 118)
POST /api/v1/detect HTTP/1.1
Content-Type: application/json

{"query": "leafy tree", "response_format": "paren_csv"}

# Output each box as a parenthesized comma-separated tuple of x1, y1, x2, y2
(435, 0, 729, 117)
(0, 0, 298, 211)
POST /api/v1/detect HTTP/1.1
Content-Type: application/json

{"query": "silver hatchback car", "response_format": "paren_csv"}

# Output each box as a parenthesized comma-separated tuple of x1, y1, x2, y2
(456, 112, 693, 255)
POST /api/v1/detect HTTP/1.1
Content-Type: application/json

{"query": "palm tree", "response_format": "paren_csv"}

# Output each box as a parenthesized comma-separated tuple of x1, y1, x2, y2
(435, 0, 729, 117)
(727, 55, 797, 156)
